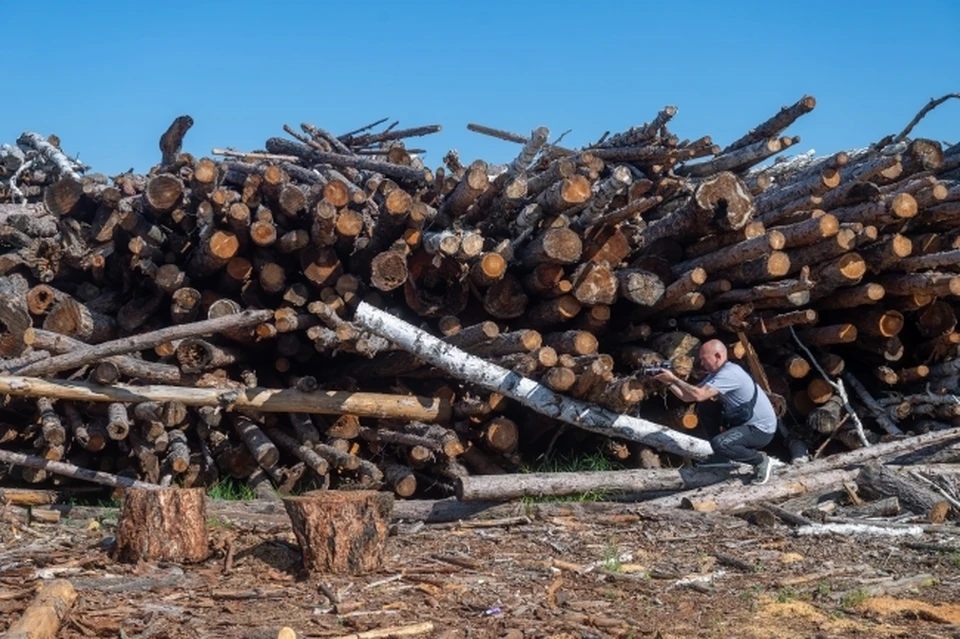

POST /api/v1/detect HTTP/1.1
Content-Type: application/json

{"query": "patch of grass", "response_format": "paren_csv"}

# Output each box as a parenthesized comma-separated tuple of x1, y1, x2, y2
(776, 586, 802, 603)
(517, 450, 623, 504)
(207, 515, 232, 528)
(948, 551, 960, 569)
(523, 450, 625, 474)
(602, 536, 623, 572)
(62, 494, 120, 508)
(206, 478, 256, 501)
(840, 587, 870, 609)
(739, 584, 763, 603)
(520, 489, 610, 505)
(814, 580, 832, 600)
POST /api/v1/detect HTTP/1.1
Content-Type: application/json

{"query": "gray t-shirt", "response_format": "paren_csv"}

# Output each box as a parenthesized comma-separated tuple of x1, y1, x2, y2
(700, 362, 778, 434)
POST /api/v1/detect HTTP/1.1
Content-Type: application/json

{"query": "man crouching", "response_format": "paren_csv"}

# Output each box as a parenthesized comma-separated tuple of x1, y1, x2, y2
(654, 339, 777, 484)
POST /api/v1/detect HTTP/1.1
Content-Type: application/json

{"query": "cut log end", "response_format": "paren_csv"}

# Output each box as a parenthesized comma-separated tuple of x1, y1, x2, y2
(210, 231, 241, 260)
(370, 251, 409, 292)
(891, 192, 918, 218)
(145, 174, 185, 213)
(43, 177, 83, 216)
(696, 171, 755, 231)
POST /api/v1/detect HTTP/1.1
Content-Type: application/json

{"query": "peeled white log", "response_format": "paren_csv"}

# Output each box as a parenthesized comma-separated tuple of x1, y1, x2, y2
(796, 523, 923, 537)
(352, 301, 713, 458)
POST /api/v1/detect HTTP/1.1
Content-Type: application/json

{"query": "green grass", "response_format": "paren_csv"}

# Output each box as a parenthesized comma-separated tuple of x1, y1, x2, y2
(739, 585, 763, 604)
(602, 536, 624, 572)
(207, 515, 232, 528)
(776, 586, 802, 603)
(206, 478, 256, 501)
(522, 450, 625, 474)
(840, 587, 870, 609)
(517, 450, 625, 504)
(949, 551, 960, 569)
(520, 490, 610, 505)
(815, 580, 832, 600)
(63, 495, 120, 508)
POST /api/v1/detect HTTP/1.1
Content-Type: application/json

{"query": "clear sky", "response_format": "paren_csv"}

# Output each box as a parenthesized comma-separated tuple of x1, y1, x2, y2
(1, 1, 957, 177)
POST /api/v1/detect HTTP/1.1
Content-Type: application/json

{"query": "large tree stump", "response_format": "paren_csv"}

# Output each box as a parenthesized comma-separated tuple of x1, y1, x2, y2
(282, 490, 394, 575)
(113, 487, 209, 563)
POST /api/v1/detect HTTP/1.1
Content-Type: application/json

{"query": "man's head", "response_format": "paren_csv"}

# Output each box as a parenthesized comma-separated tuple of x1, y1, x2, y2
(699, 339, 728, 374)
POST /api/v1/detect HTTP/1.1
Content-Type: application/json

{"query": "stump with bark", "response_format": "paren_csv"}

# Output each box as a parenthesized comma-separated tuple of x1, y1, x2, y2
(113, 487, 209, 563)
(282, 489, 394, 574)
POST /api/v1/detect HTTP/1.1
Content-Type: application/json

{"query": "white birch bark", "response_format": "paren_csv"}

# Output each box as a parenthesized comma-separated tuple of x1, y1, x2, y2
(352, 301, 714, 458)
(16, 132, 82, 180)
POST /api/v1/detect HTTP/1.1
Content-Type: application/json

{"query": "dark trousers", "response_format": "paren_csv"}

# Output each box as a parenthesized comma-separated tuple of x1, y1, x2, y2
(710, 424, 774, 466)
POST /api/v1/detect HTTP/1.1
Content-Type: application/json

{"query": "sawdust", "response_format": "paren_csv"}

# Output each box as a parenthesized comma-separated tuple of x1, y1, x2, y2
(859, 596, 960, 625)
(755, 600, 923, 638)
(778, 552, 805, 564)
(759, 599, 825, 620)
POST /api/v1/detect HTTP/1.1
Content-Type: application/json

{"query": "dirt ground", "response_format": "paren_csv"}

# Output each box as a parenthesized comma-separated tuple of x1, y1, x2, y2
(2, 498, 959, 639)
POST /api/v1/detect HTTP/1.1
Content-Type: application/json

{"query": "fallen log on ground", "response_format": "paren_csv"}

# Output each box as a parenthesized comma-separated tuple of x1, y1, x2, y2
(4, 579, 78, 639)
(326, 622, 435, 639)
(455, 466, 735, 501)
(645, 427, 960, 510)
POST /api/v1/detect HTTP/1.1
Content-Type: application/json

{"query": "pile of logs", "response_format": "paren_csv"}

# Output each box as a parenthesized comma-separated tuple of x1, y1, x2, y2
(1, 93, 959, 501)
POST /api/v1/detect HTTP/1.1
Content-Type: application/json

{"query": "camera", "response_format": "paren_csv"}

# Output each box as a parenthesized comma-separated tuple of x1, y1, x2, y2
(637, 361, 673, 376)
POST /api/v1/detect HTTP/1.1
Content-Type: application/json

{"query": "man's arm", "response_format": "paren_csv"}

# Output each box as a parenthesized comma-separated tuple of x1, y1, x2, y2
(654, 370, 719, 403)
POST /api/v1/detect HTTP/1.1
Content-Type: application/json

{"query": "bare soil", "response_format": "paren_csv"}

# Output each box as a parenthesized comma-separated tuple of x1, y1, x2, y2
(2, 499, 959, 639)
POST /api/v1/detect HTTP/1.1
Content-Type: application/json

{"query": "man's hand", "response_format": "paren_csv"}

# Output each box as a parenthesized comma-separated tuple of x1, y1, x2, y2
(653, 369, 679, 384)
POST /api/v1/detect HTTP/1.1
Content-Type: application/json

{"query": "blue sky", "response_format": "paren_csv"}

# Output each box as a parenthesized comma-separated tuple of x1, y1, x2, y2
(1, 1, 957, 176)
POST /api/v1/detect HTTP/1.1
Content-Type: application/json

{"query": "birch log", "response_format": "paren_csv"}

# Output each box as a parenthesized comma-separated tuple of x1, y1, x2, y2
(352, 301, 713, 458)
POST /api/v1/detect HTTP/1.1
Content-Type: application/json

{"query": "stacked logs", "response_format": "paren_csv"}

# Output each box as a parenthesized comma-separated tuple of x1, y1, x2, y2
(0, 94, 958, 500)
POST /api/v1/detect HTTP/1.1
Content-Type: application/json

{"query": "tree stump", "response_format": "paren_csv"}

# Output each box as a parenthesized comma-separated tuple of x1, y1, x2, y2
(113, 487, 209, 563)
(282, 490, 394, 575)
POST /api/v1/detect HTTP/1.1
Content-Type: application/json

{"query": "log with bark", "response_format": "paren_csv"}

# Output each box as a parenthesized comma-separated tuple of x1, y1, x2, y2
(455, 466, 738, 501)
(3, 579, 78, 639)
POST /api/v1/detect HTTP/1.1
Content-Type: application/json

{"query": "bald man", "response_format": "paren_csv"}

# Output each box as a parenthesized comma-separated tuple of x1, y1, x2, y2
(654, 339, 777, 484)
